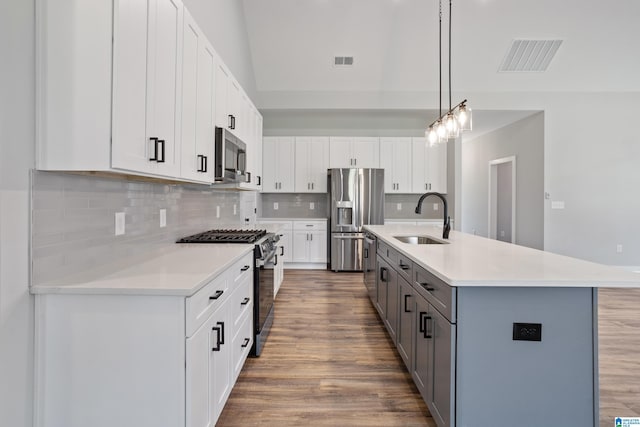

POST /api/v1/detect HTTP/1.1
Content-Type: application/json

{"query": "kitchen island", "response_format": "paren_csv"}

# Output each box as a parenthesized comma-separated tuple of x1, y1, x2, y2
(363, 224, 640, 427)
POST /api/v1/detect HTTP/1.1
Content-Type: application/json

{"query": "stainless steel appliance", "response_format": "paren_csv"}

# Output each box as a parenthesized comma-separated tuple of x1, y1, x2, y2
(177, 229, 278, 356)
(363, 233, 377, 300)
(329, 168, 384, 271)
(214, 127, 247, 183)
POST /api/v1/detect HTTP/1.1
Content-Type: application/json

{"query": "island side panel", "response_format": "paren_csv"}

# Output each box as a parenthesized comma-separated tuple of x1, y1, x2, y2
(34, 294, 186, 427)
(455, 286, 597, 427)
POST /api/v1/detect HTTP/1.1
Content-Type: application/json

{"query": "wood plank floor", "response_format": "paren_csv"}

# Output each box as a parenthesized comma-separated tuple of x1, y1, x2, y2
(218, 270, 640, 426)
(217, 270, 435, 426)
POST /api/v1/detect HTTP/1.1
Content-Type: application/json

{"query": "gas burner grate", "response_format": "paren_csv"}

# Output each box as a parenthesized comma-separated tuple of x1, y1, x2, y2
(177, 229, 267, 244)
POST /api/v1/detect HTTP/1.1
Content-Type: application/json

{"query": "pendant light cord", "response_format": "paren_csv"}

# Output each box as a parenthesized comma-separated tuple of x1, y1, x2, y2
(449, 0, 452, 111)
(438, 0, 442, 118)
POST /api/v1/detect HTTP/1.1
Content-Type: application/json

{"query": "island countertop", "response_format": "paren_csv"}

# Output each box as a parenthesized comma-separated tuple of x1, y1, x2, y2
(364, 224, 640, 288)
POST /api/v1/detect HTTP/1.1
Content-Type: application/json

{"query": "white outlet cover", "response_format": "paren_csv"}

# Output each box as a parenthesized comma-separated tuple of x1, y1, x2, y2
(216, 206, 220, 218)
(551, 201, 565, 209)
(396, 203, 402, 211)
(115, 212, 125, 236)
(233, 204, 237, 215)
(310, 202, 315, 210)
(617, 244, 623, 253)
(433, 203, 439, 211)
(274, 202, 279, 210)
(159, 209, 167, 228)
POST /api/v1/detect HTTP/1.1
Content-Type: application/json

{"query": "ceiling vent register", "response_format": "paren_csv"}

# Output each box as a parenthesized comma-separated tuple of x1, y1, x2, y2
(499, 39, 563, 72)
(334, 56, 354, 67)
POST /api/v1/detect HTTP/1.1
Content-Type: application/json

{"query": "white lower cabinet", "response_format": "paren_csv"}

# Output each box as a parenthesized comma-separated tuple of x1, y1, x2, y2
(34, 252, 254, 427)
(292, 220, 327, 264)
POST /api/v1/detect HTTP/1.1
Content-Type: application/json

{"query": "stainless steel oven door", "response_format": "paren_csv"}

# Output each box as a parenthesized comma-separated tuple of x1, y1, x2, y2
(257, 251, 276, 332)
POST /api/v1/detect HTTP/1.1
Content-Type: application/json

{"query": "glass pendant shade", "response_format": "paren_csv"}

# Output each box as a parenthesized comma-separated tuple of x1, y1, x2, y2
(436, 120, 447, 140)
(457, 105, 472, 131)
(427, 126, 438, 145)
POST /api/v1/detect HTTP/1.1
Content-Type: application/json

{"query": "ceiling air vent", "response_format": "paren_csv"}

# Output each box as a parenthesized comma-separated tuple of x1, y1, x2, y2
(334, 56, 354, 67)
(499, 39, 562, 72)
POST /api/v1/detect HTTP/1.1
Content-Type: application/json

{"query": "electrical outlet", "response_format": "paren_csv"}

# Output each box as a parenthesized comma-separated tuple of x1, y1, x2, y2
(216, 206, 220, 218)
(159, 209, 166, 228)
(433, 203, 439, 211)
(551, 201, 565, 209)
(617, 244, 623, 253)
(233, 204, 237, 215)
(396, 203, 402, 211)
(273, 202, 279, 210)
(310, 202, 315, 210)
(115, 212, 125, 236)
(500, 230, 505, 237)
(513, 323, 542, 342)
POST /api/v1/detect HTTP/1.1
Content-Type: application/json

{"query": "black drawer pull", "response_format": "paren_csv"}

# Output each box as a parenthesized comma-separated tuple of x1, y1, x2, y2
(157, 139, 165, 163)
(404, 294, 412, 312)
(241, 338, 250, 348)
(241, 297, 250, 305)
(217, 321, 225, 345)
(149, 137, 158, 161)
(399, 262, 410, 270)
(241, 265, 250, 271)
(420, 282, 435, 291)
(211, 325, 221, 351)
(209, 290, 224, 300)
(380, 267, 388, 282)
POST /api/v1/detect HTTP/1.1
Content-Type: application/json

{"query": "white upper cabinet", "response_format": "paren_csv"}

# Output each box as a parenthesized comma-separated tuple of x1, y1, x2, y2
(329, 137, 379, 168)
(294, 137, 329, 193)
(411, 137, 448, 194)
(380, 137, 412, 193)
(180, 10, 215, 182)
(262, 137, 295, 192)
(113, 0, 183, 177)
(215, 62, 244, 138)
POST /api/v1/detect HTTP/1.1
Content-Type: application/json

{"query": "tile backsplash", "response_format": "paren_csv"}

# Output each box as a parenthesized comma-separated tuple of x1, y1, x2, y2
(259, 193, 329, 219)
(384, 193, 448, 220)
(31, 171, 246, 285)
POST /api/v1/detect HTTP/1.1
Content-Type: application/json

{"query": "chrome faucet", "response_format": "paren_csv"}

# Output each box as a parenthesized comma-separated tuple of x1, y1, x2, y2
(415, 192, 451, 239)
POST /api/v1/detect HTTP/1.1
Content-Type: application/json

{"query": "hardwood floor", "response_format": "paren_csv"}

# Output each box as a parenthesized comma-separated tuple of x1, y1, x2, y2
(599, 287, 640, 425)
(217, 270, 435, 426)
(218, 270, 640, 427)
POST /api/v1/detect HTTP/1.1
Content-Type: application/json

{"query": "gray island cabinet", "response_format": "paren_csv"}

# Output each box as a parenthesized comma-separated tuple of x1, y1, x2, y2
(364, 224, 640, 427)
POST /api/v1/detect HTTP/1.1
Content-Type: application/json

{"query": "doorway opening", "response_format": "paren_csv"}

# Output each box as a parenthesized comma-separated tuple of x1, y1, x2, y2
(488, 156, 516, 243)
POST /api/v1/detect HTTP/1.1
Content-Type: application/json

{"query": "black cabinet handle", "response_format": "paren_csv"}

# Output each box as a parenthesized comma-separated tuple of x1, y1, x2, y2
(241, 265, 250, 272)
(404, 294, 412, 312)
(241, 338, 250, 348)
(420, 282, 435, 291)
(399, 262, 410, 270)
(280, 246, 284, 256)
(209, 290, 224, 300)
(228, 114, 233, 129)
(197, 154, 205, 172)
(274, 254, 278, 266)
(149, 137, 158, 161)
(241, 297, 250, 306)
(217, 321, 225, 345)
(211, 325, 221, 351)
(364, 248, 368, 259)
(157, 139, 165, 163)
(380, 267, 388, 282)
(203, 155, 207, 172)
(257, 176, 261, 186)
(419, 312, 426, 333)
(422, 314, 432, 339)
(229, 115, 236, 129)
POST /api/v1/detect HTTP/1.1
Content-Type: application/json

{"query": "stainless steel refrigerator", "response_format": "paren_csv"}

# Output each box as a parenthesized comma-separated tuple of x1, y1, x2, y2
(329, 168, 385, 271)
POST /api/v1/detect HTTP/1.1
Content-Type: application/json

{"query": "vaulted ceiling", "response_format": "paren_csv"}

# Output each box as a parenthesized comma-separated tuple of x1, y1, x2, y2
(241, 0, 640, 94)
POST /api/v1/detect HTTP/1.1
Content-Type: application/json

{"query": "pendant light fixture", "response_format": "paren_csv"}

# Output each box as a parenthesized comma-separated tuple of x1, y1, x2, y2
(426, 0, 472, 146)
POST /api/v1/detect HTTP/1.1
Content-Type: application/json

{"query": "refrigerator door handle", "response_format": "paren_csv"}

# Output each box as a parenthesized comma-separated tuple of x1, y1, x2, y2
(332, 235, 365, 240)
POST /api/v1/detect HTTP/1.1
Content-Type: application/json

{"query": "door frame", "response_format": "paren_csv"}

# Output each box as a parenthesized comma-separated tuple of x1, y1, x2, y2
(488, 156, 516, 243)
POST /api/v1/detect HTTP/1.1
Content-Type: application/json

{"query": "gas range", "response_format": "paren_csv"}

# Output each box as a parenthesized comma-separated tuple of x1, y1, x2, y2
(177, 229, 267, 244)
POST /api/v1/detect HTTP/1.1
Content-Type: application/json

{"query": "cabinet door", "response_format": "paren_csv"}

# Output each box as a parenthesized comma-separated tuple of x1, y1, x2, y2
(215, 62, 230, 129)
(294, 137, 312, 192)
(307, 230, 327, 263)
(411, 137, 429, 193)
(262, 137, 295, 192)
(210, 304, 232, 423)
(427, 141, 447, 193)
(145, 0, 183, 177)
(308, 137, 330, 192)
(428, 305, 455, 427)
(397, 276, 414, 371)
(352, 137, 379, 168)
(376, 256, 389, 319)
(412, 293, 431, 401)
(180, 12, 214, 182)
(329, 137, 353, 168)
(380, 137, 411, 193)
(262, 137, 279, 192)
(186, 308, 220, 427)
(412, 137, 447, 194)
(111, 0, 153, 174)
(291, 231, 309, 262)
(385, 264, 398, 345)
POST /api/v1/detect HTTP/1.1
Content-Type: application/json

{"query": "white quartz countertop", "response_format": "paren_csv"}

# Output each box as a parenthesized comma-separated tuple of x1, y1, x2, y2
(31, 244, 254, 296)
(364, 225, 640, 288)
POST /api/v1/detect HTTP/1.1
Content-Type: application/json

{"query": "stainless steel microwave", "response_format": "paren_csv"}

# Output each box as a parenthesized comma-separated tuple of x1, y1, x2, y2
(214, 127, 247, 183)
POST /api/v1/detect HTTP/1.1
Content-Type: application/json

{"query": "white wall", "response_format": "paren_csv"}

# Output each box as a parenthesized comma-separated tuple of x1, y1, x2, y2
(461, 113, 544, 250)
(0, 0, 35, 426)
(182, 0, 257, 98)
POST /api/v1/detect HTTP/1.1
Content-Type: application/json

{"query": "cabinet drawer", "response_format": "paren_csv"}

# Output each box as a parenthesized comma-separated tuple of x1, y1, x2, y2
(293, 220, 327, 231)
(231, 269, 253, 328)
(229, 252, 254, 290)
(231, 312, 253, 381)
(186, 273, 229, 337)
(396, 253, 413, 283)
(377, 240, 398, 265)
(413, 264, 456, 322)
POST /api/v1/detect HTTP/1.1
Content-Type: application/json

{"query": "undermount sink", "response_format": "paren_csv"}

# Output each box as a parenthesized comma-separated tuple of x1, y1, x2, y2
(394, 235, 448, 245)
